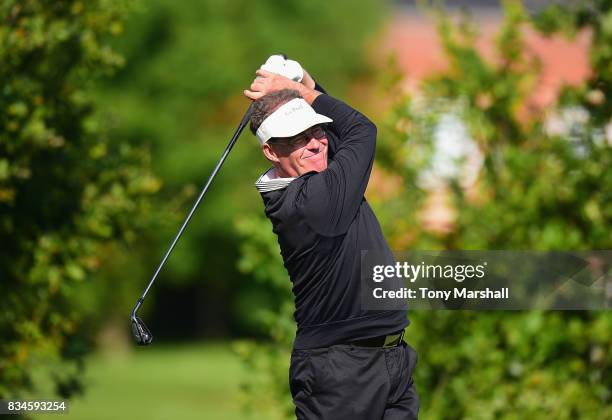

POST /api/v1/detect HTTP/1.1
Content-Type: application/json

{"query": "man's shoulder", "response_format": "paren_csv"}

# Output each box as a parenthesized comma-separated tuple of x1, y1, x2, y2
(261, 174, 322, 225)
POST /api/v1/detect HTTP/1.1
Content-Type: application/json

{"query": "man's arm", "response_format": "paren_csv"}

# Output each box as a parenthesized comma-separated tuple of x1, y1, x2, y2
(297, 94, 377, 237)
(301, 70, 328, 95)
(313, 81, 328, 95)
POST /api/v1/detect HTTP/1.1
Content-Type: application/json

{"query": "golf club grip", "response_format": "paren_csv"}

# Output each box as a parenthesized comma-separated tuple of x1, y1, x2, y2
(133, 103, 254, 312)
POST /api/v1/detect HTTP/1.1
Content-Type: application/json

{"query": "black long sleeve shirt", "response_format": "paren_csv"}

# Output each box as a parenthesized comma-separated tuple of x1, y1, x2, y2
(257, 93, 408, 349)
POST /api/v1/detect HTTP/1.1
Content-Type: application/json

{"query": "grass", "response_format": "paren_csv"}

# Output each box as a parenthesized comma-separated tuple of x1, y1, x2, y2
(32, 341, 267, 420)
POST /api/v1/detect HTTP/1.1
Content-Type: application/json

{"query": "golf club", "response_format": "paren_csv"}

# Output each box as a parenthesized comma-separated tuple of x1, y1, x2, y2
(131, 102, 255, 345)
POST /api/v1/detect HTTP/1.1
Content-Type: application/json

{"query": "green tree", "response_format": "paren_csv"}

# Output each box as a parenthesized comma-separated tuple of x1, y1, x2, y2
(0, 0, 158, 399)
(234, 216, 296, 418)
(377, 1, 611, 418)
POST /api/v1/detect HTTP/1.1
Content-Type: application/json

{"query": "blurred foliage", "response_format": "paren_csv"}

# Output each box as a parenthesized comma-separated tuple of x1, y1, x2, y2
(381, 0, 612, 418)
(234, 216, 295, 418)
(236, 0, 611, 418)
(0, 0, 158, 399)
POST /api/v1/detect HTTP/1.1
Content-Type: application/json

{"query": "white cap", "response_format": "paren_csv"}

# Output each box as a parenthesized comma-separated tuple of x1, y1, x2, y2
(256, 98, 332, 145)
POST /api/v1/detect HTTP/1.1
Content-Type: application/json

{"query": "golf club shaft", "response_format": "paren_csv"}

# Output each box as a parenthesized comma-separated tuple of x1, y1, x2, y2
(133, 103, 254, 315)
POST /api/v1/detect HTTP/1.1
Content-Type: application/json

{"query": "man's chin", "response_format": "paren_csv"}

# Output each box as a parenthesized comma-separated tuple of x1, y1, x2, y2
(304, 161, 327, 173)
(307, 165, 327, 172)
(301, 154, 327, 173)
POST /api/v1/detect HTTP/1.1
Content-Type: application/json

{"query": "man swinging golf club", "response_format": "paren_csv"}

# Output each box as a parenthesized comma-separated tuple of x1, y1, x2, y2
(244, 56, 419, 420)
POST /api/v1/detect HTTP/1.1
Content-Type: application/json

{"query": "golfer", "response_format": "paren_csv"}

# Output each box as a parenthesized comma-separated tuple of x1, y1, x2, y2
(244, 59, 419, 420)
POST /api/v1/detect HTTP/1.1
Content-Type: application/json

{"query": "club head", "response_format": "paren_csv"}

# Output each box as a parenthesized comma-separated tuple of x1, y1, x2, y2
(131, 315, 153, 346)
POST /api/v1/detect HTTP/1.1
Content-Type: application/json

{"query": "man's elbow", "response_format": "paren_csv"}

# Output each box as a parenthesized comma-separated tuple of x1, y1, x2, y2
(348, 111, 377, 149)
(358, 111, 377, 135)
(364, 119, 377, 149)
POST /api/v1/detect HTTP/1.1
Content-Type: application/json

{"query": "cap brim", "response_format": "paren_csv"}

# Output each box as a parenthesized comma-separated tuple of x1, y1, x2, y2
(256, 98, 333, 144)
(268, 114, 332, 139)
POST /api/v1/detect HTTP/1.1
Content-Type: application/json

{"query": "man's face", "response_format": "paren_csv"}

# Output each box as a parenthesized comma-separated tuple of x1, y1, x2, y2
(263, 125, 328, 177)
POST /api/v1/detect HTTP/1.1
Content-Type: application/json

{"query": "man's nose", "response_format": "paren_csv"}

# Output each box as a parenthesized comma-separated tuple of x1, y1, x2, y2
(305, 137, 324, 150)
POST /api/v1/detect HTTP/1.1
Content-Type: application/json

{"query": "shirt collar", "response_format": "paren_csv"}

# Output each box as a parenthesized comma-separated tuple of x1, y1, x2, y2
(254, 167, 296, 193)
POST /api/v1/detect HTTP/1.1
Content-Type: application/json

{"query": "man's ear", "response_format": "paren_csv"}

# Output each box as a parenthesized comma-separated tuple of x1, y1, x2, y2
(262, 143, 281, 163)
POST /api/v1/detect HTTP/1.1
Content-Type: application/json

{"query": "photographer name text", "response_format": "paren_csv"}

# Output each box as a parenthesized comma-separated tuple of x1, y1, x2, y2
(372, 287, 509, 300)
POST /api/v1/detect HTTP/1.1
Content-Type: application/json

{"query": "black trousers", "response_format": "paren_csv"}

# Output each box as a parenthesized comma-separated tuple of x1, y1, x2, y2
(289, 340, 419, 419)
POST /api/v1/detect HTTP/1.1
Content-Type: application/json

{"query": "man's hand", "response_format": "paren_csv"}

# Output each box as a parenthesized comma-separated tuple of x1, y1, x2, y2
(244, 69, 299, 100)
(301, 69, 316, 90)
(244, 69, 320, 104)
